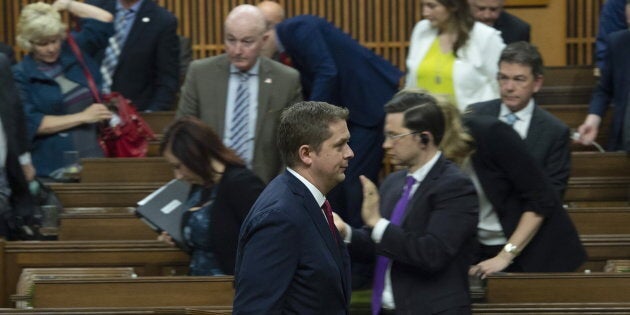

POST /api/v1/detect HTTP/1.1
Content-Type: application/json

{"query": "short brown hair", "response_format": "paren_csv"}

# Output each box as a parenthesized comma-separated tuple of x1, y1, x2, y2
(277, 101, 349, 167)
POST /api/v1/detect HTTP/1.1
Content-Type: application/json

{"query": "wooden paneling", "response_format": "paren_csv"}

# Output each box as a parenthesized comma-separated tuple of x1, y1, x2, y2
(1, 0, 603, 68)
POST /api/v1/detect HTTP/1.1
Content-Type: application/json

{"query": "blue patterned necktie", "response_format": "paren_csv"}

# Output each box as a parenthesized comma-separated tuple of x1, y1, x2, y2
(100, 9, 131, 93)
(371, 175, 416, 315)
(505, 112, 519, 126)
(230, 72, 252, 164)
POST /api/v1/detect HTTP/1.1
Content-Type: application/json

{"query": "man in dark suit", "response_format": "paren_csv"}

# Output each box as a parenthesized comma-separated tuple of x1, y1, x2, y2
(579, 3, 630, 151)
(176, 5, 302, 183)
(258, 1, 404, 228)
(88, 0, 179, 111)
(467, 42, 571, 197)
(334, 91, 479, 315)
(0, 53, 37, 240)
(470, 0, 530, 44)
(464, 114, 586, 275)
(234, 101, 353, 314)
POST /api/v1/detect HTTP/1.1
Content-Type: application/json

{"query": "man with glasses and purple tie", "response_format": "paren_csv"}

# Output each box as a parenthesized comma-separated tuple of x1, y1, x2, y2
(333, 91, 479, 315)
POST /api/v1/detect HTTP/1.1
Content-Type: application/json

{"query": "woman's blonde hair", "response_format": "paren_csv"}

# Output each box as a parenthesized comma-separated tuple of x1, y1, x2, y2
(432, 95, 475, 166)
(16, 2, 67, 51)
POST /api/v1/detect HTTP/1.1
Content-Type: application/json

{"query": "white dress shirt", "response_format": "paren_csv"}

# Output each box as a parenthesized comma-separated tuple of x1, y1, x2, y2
(499, 99, 535, 139)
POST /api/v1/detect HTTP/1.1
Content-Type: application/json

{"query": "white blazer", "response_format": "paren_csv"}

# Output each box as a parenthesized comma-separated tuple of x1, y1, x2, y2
(405, 20, 505, 111)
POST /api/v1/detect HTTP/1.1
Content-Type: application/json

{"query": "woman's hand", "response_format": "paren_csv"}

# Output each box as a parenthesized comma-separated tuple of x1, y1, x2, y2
(157, 231, 176, 247)
(80, 103, 113, 124)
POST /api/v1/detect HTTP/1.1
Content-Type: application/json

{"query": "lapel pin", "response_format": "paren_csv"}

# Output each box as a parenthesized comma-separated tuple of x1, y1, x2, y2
(142, 17, 150, 23)
(264, 78, 272, 84)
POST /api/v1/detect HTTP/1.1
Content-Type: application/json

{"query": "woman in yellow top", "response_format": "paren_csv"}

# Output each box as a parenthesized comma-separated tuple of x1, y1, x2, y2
(405, 0, 505, 111)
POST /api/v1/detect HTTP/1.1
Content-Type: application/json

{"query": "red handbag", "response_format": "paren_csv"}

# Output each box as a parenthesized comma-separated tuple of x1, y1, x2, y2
(67, 34, 155, 157)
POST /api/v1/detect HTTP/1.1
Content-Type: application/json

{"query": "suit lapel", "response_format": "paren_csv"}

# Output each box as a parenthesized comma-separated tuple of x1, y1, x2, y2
(286, 172, 349, 301)
(255, 59, 273, 160)
(120, 0, 153, 58)
(209, 57, 230, 138)
(525, 106, 545, 152)
(401, 156, 444, 224)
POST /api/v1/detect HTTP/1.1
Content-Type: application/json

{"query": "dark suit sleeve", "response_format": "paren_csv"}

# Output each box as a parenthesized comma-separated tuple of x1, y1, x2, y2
(1, 55, 29, 155)
(543, 125, 571, 197)
(481, 120, 558, 217)
(147, 14, 179, 111)
(589, 34, 615, 118)
(378, 175, 478, 273)
(283, 21, 338, 103)
(595, 0, 627, 69)
(234, 209, 300, 313)
(225, 169, 265, 222)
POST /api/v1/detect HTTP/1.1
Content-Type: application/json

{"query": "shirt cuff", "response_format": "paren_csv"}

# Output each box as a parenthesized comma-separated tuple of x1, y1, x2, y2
(343, 223, 352, 243)
(18, 152, 31, 166)
(371, 218, 390, 243)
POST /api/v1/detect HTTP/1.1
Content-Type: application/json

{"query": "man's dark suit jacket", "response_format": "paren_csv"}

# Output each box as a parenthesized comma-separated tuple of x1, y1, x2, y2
(0, 54, 36, 238)
(493, 11, 530, 44)
(463, 115, 586, 272)
(234, 171, 351, 314)
(88, 0, 179, 111)
(350, 156, 478, 314)
(589, 29, 630, 150)
(467, 100, 571, 197)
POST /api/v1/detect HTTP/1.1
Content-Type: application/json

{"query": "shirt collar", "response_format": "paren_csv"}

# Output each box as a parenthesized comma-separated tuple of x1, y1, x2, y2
(499, 98, 535, 121)
(287, 168, 327, 208)
(117, 0, 144, 13)
(408, 151, 441, 183)
(230, 59, 260, 76)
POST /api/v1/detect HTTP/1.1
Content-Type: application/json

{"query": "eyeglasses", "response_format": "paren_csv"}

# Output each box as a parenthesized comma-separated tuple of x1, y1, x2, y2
(384, 131, 419, 141)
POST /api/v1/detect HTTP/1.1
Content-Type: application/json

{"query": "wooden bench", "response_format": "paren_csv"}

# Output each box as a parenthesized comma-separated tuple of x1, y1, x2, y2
(537, 66, 596, 105)
(472, 302, 630, 314)
(580, 234, 630, 271)
(58, 207, 156, 241)
(485, 272, 630, 303)
(141, 111, 175, 135)
(49, 183, 162, 207)
(0, 306, 232, 314)
(13, 267, 137, 308)
(80, 158, 172, 183)
(0, 240, 190, 307)
(564, 177, 630, 203)
(568, 207, 630, 235)
(28, 276, 233, 308)
(570, 152, 630, 178)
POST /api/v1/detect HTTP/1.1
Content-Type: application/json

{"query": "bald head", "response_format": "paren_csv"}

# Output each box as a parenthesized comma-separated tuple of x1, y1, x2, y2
(224, 5, 268, 71)
(225, 4, 267, 34)
(257, 1, 285, 28)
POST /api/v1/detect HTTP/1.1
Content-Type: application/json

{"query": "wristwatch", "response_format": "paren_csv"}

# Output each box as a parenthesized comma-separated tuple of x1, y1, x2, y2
(503, 243, 520, 256)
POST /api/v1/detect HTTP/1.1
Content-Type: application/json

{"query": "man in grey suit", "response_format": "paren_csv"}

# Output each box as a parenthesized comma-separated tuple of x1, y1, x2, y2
(177, 4, 302, 183)
(467, 42, 571, 197)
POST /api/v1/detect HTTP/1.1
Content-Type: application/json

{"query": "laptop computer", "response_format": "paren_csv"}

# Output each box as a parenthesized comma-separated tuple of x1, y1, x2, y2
(135, 179, 191, 250)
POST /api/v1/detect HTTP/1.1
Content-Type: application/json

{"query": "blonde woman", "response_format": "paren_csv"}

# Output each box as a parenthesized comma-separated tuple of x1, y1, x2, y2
(13, 1, 113, 179)
(405, 0, 505, 111)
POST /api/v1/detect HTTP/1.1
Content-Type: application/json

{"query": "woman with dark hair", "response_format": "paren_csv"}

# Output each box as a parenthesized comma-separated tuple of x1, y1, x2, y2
(405, 0, 505, 111)
(158, 116, 265, 276)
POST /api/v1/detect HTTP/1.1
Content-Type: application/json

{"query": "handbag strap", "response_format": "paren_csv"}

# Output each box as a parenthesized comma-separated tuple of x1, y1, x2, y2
(66, 33, 102, 103)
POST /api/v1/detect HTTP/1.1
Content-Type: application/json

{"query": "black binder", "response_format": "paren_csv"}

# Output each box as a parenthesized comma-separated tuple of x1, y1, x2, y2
(135, 179, 191, 249)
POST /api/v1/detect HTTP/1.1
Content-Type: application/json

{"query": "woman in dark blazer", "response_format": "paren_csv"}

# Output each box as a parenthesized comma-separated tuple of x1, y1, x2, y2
(159, 117, 265, 275)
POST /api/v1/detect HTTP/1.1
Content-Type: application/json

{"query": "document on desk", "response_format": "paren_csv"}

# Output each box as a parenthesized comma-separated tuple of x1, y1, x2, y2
(136, 179, 191, 250)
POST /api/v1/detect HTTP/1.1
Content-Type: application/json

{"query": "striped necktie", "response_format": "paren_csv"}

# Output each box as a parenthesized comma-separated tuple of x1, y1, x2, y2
(100, 9, 131, 93)
(230, 72, 252, 164)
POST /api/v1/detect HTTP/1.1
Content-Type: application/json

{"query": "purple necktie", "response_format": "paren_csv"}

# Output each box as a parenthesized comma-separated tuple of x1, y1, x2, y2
(371, 176, 416, 315)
